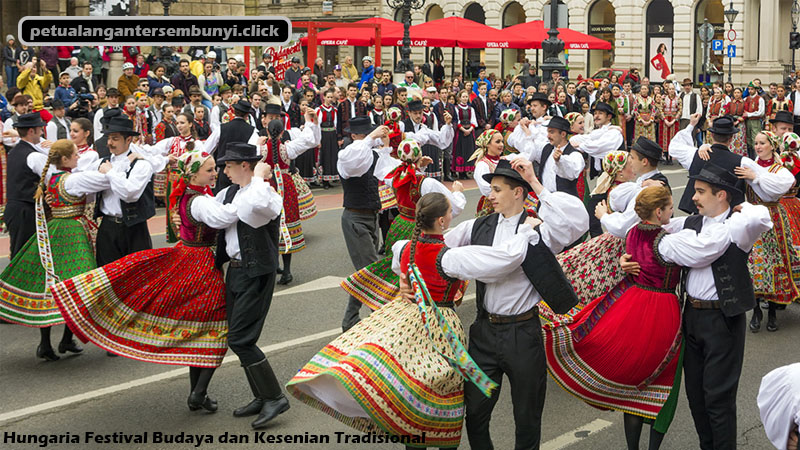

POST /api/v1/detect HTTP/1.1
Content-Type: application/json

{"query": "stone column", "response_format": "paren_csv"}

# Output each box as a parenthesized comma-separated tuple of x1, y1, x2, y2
(108, 51, 124, 91)
(758, 0, 779, 63)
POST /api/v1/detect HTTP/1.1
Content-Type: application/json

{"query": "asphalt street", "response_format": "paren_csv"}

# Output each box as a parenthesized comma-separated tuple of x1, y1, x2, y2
(0, 164, 797, 450)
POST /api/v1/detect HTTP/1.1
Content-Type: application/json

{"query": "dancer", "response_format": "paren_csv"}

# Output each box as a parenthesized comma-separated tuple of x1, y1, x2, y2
(288, 191, 541, 449)
(51, 151, 227, 411)
(248, 110, 321, 285)
(342, 138, 466, 311)
(539, 150, 636, 324)
(472, 129, 505, 217)
(446, 158, 588, 450)
(212, 99, 254, 194)
(0, 139, 109, 360)
(735, 131, 797, 332)
(622, 163, 772, 450)
(570, 102, 625, 177)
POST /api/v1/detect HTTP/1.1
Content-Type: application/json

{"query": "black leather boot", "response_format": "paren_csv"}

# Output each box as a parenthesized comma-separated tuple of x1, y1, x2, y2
(36, 345, 60, 361)
(749, 302, 762, 333)
(766, 302, 778, 332)
(246, 358, 290, 429)
(233, 366, 263, 417)
(58, 339, 84, 354)
(187, 392, 218, 412)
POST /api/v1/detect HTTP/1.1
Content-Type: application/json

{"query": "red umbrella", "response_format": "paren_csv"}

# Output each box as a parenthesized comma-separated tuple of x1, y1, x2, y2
(299, 17, 403, 47)
(505, 20, 612, 50)
(409, 16, 527, 49)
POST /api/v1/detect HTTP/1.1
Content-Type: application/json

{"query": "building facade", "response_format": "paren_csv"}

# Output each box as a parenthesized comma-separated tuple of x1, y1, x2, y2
(1, 0, 795, 86)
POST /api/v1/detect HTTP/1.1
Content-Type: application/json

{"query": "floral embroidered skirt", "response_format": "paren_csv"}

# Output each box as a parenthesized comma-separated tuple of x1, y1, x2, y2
(542, 278, 683, 430)
(341, 214, 415, 310)
(294, 172, 317, 221)
(287, 298, 466, 448)
(779, 195, 800, 295)
(49, 243, 227, 367)
(272, 171, 305, 254)
(749, 203, 800, 304)
(0, 217, 95, 327)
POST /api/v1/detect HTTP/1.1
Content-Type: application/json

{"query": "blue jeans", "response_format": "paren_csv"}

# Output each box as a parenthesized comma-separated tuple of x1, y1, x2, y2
(5, 65, 18, 88)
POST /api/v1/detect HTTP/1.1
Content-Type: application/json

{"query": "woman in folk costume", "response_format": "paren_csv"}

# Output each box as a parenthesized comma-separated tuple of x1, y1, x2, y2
(121, 95, 148, 138)
(612, 84, 630, 144)
(317, 88, 340, 188)
(539, 150, 637, 324)
(248, 111, 321, 285)
(724, 87, 749, 156)
(341, 139, 466, 310)
(633, 85, 657, 142)
(494, 108, 520, 155)
(543, 186, 684, 450)
(0, 139, 110, 361)
(289, 192, 538, 449)
(705, 87, 728, 143)
(472, 129, 505, 217)
(141, 111, 220, 243)
(421, 97, 442, 179)
(377, 106, 405, 250)
(565, 111, 591, 204)
(658, 87, 681, 165)
(451, 89, 478, 178)
(70, 118, 100, 172)
(734, 131, 800, 333)
(50, 150, 227, 411)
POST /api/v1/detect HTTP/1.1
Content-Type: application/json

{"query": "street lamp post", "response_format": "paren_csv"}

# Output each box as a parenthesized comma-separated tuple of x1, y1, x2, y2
(146, 0, 179, 16)
(724, 2, 739, 83)
(387, 0, 426, 74)
(792, 0, 800, 72)
(540, 0, 565, 82)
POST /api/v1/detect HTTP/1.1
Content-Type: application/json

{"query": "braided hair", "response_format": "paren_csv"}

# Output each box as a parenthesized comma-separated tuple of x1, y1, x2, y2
(34, 139, 76, 202)
(267, 119, 284, 168)
(408, 192, 450, 266)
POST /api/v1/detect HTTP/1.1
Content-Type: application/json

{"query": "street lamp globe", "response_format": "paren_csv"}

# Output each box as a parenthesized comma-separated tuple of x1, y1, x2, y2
(793, 0, 800, 27)
(387, 0, 426, 74)
(724, 2, 739, 26)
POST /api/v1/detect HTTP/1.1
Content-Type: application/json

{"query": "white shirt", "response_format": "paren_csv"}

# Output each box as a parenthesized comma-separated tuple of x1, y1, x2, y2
(45, 166, 110, 198)
(45, 116, 70, 142)
(93, 108, 105, 141)
(743, 96, 765, 119)
(507, 127, 585, 193)
(757, 363, 800, 450)
(382, 173, 466, 219)
(399, 121, 454, 149)
(247, 121, 321, 160)
(3, 117, 20, 147)
(669, 125, 795, 199)
(190, 177, 283, 260)
(659, 204, 772, 300)
(680, 90, 703, 119)
(391, 225, 536, 284)
(336, 137, 398, 180)
(98, 148, 160, 218)
(443, 190, 589, 315)
(23, 141, 50, 175)
(600, 169, 664, 238)
(569, 123, 624, 171)
(210, 102, 229, 133)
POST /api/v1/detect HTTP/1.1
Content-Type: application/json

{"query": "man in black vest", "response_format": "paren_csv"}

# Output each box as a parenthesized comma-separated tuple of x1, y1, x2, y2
(622, 163, 772, 450)
(3, 113, 48, 258)
(509, 115, 584, 199)
(669, 114, 747, 214)
(94, 116, 160, 266)
(336, 117, 391, 331)
(213, 100, 255, 194)
(399, 99, 453, 148)
(93, 108, 122, 159)
(595, 136, 671, 238)
(435, 158, 587, 450)
(211, 143, 287, 430)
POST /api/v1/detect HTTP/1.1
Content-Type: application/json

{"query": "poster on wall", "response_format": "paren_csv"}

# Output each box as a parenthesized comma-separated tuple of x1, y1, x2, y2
(89, 0, 130, 16)
(648, 36, 673, 83)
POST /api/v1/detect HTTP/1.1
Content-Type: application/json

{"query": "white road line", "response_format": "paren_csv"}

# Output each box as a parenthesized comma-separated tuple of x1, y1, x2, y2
(541, 418, 615, 450)
(661, 168, 688, 175)
(673, 184, 687, 191)
(0, 294, 476, 425)
(275, 276, 345, 297)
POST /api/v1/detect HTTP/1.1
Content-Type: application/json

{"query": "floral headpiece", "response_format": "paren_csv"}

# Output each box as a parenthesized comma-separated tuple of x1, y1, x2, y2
(499, 109, 518, 124)
(387, 107, 403, 122)
(761, 130, 781, 151)
(565, 112, 583, 128)
(469, 129, 501, 162)
(781, 132, 800, 172)
(397, 139, 422, 163)
(590, 150, 629, 196)
(176, 151, 213, 180)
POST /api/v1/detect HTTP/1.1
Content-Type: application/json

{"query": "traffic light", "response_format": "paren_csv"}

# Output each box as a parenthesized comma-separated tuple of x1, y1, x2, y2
(791, 32, 800, 50)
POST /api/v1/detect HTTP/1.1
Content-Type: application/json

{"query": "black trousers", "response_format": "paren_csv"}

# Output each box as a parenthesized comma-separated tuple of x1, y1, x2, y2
(683, 307, 746, 450)
(586, 193, 607, 239)
(95, 219, 152, 266)
(225, 267, 276, 366)
(465, 315, 547, 450)
(626, 118, 635, 148)
(3, 201, 35, 259)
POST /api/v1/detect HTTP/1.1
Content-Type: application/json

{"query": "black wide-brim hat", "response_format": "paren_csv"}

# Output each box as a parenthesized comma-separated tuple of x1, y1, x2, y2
(546, 116, 574, 134)
(100, 108, 122, 127)
(707, 115, 739, 135)
(102, 116, 140, 136)
(592, 102, 616, 118)
(631, 136, 664, 161)
(482, 159, 533, 194)
(344, 116, 377, 135)
(407, 99, 424, 112)
(232, 100, 255, 115)
(217, 142, 262, 163)
(771, 110, 794, 125)
(688, 162, 742, 194)
(529, 92, 552, 107)
(12, 112, 47, 128)
(264, 103, 282, 116)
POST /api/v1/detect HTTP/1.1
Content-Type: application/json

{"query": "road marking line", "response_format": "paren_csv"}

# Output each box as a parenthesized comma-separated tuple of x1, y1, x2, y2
(276, 276, 345, 296)
(542, 418, 615, 450)
(660, 169, 688, 175)
(0, 294, 475, 424)
(673, 184, 687, 191)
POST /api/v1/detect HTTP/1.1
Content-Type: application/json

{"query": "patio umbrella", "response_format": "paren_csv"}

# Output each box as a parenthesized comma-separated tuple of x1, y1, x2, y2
(299, 17, 403, 47)
(505, 20, 612, 50)
(409, 16, 528, 49)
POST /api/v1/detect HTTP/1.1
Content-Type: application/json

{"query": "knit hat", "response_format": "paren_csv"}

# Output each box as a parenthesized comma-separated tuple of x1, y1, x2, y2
(122, 62, 134, 70)
(5, 35, 14, 43)
(590, 150, 629, 196)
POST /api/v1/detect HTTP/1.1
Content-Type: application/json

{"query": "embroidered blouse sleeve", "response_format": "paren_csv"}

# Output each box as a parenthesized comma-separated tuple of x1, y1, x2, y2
(420, 177, 466, 218)
(473, 160, 492, 196)
(63, 171, 111, 197)
(740, 158, 795, 201)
